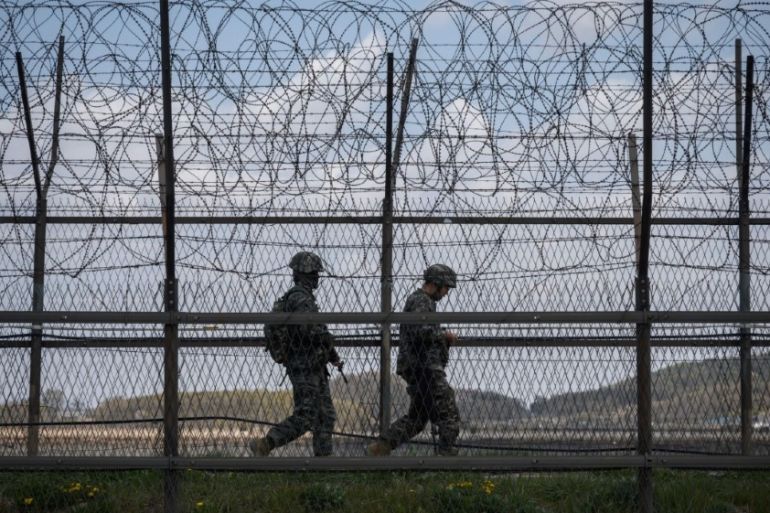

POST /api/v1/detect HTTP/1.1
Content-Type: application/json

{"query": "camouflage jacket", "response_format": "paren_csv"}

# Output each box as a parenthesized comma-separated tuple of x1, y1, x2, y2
(396, 288, 449, 375)
(283, 284, 340, 371)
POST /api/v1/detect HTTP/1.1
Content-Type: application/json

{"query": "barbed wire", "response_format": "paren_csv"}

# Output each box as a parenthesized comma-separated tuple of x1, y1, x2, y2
(0, 1, 769, 312)
(2, 0, 770, 468)
(2, 1, 768, 209)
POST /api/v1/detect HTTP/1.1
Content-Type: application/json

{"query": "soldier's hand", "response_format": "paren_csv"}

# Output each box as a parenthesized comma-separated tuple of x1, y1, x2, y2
(331, 359, 344, 370)
(445, 331, 458, 346)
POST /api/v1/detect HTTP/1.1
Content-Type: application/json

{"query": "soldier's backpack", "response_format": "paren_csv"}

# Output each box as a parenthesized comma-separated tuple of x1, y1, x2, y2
(263, 293, 292, 365)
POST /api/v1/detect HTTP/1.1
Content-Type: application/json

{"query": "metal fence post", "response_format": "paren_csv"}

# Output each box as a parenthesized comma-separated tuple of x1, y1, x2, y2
(160, 0, 179, 511)
(28, 194, 46, 457)
(739, 53, 754, 456)
(637, 0, 654, 511)
(157, 134, 168, 241)
(16, 50, 44, 457)
(628, 133, 642, 264)
(735, 40, 742, 189)
(17, 37, 64, 457)
(379, 39, 418, 434)
(380, 53, 394, 434)
(392, 39, 418, 178)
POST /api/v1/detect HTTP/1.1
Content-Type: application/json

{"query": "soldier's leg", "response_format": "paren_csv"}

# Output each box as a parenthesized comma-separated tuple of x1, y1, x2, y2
(381, 372, 431, 449)
(429, 369, 460, 455)
(312, 371, 336, 456)
(265, 370, 317, 450)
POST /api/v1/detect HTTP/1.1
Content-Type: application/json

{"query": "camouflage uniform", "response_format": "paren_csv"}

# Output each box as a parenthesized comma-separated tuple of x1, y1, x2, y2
(264, 258, 340, 456)
(380, 288, 460, 455)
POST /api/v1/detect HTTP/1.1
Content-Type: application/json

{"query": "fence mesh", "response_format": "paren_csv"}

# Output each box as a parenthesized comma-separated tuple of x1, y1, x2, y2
(2, 325, 769, 459)
(2, 1, 770, 512)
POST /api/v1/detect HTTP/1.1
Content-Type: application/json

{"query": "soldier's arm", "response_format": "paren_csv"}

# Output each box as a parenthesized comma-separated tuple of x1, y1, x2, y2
(411, 295, 445, 345)
(327, 346, 341, 365)
(286, 291, 337, 359)
(410, 295, 448, 369)
(286, 291, 319, 339)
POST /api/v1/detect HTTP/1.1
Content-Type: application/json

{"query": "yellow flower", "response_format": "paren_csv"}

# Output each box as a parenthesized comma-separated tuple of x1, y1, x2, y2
(196, 501, 205, 508)
(23, 497, 33, 506)
(447, 480, 474, 491)
(481, 480, 495, 495)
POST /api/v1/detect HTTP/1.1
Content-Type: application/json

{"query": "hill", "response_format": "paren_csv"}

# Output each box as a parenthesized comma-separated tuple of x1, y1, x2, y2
(329, 371, 530, 429)
(57, 354, 770, 431)
(530, 356, 770, 426)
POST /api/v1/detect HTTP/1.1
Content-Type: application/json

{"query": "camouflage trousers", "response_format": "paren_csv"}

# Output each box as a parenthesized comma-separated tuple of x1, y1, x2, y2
(382, 367, 460, 455)
(266, 368, 336, 456)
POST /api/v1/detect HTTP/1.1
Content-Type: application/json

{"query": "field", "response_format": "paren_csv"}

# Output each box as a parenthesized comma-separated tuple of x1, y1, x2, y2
(1, 470, 769, 513)
(4, 424, 769, 458)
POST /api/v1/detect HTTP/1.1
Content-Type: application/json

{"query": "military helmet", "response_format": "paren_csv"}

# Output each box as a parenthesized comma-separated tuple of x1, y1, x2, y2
(289, 251, 324, 273)
(423, 264, 457, 288)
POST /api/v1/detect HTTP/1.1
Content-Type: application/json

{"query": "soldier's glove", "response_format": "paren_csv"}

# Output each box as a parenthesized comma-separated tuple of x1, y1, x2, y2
(331, 359, 348, 384)
(328, 347, 341, 365)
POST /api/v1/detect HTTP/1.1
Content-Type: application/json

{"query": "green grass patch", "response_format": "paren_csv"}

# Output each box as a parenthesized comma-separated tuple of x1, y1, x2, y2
(1, 470, 769, 512)
(0, 470, 162, 512)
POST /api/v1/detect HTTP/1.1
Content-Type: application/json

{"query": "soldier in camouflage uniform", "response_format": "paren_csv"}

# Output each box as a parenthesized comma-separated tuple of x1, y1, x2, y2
(250, 251, 343, 457)
(368, 264, 461, 456)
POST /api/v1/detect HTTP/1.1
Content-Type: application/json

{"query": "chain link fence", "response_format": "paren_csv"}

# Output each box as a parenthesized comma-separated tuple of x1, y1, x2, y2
(2, 1, 770, 512)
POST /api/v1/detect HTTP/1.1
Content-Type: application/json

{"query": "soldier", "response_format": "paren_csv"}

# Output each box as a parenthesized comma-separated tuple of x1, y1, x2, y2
(368, 264, 461, 456)
(249, 251, 343, 457)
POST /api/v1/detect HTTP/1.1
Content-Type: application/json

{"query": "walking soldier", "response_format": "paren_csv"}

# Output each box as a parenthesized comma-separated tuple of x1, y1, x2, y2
(368, 264, 461, 456)
(250, 251, 343, 456)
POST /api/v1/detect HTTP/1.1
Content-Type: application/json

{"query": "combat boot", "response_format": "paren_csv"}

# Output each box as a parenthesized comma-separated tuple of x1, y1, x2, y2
(367, 440, 391, 457)
(249, 437, 272, 457)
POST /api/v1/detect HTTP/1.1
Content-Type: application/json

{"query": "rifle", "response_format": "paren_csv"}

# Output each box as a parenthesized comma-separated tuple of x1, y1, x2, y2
(335, 360, 349, 384)
(431, 423, 439, 455)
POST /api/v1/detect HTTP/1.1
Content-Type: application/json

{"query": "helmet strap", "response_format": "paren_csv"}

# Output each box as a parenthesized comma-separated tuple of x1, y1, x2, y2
(294, 271, 320, 290)
(423, 282, 443, 301)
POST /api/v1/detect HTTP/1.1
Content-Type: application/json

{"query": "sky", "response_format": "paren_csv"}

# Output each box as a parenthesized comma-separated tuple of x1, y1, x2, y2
(1, 0, 767, 309)
(0, 0, 768, 413)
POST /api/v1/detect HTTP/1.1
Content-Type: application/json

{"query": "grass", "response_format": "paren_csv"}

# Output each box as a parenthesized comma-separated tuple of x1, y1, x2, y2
(0, 470, 162, 512)
(1, 470, 769, 512)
